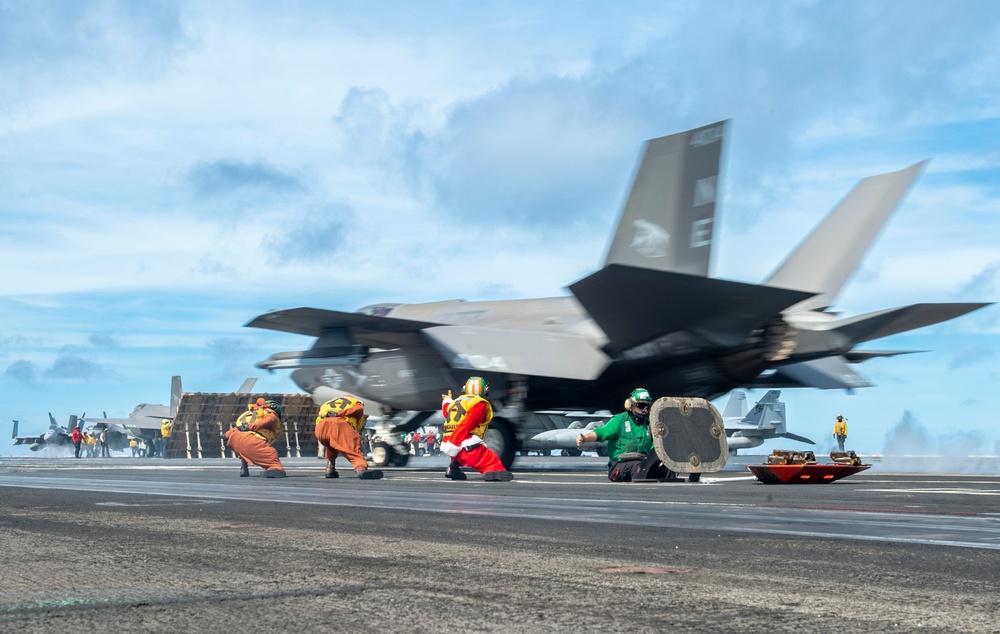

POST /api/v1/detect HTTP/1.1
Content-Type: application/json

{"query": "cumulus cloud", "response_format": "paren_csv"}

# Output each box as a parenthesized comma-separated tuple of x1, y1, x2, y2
(88, 333, 120, 348)
(5, 359, 39, 384)
(268, 202, 354, 264)
(186, 159, 306, 199)
(44, 355, 105, 381)
(0, 0, 188, 109)
(961, 261, 1000, 298)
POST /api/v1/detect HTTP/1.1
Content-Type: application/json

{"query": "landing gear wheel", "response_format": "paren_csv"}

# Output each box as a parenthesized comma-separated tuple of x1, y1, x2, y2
(485, 417, 516, 469)
(371, 441, 410, 468)
(562, 448, 582, 457)
(371, 441, 391, 468)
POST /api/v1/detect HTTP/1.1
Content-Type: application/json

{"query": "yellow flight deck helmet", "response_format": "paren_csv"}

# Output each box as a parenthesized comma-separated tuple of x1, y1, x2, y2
(463, 376, 489, 397)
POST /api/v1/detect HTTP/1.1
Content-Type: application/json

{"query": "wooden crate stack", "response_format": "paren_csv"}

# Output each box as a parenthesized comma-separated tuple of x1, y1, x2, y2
(163, 393, 320, 459)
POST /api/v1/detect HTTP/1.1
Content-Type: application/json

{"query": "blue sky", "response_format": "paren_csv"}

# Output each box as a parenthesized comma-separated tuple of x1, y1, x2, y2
(3, 1, 999, 459)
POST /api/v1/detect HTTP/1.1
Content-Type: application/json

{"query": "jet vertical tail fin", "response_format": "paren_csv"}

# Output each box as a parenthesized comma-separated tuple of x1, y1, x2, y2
(236, 378, 258, 394)
(170, 376, 182, 418)
(721, 391, 748, 419)
(603, 120, 727, 277)
(740, 390, 785, 431)
(11, 420, 18, 439)
(765, 162, 926, 312)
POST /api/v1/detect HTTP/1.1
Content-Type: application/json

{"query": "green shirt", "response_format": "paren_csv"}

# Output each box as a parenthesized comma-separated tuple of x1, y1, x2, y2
(593, 411, 653, 464)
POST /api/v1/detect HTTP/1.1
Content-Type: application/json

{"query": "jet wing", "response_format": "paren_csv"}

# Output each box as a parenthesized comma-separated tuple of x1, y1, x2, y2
(83, 417, 163, 431)
(423, 325, 610, 381)
(843, 349, 919, 362)
(779, 431, 816, 445)
(829, 303, 992, 345)
(760, 356, 872, 390)
(12, 434, 45, 446)
(569, 264, 814, 353)
(245, 307, 440, 338)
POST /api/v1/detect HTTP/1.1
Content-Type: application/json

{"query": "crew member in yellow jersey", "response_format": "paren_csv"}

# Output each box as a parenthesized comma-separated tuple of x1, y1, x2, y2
(225, 398, 286, 477)
(833, 414, 848, 452)
(315, 396, 383, 480)
(440, 377, 513, 482)
(231, 399, 263, 476)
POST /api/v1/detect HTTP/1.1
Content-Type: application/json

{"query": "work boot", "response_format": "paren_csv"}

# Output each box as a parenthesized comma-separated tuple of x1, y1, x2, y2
(483, 470, 514, 482)
(263, 469, 286, 478)
(660, 469, 684, 482)
(324, 464, 339, 479)
(239, 459, 249, 478)
(357, 468, 384, 480)
(444, 462, 467, 480)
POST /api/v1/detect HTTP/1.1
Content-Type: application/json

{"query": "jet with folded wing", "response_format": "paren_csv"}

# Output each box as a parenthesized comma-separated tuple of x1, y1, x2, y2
(11, 413, 81, 452)
(81, 377, 258, 450)
(247, 120, 990, 468)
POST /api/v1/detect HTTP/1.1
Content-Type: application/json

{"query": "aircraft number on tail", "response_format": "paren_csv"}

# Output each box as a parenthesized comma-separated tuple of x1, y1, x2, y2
(691, 218, 713, 248)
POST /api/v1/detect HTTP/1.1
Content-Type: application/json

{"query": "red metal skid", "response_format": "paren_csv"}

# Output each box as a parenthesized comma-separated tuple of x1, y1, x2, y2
(746, 463, 871, 484)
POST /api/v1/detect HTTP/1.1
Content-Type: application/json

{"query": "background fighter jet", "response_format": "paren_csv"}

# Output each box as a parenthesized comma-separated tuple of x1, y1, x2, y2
(524, 389, 812, 457)
(82, 375, 184, 447)
(247, 120, 989, 468)
(11, 413, 82, 452)
(81, 377, 258, 451)
(718, 390, 814, 455)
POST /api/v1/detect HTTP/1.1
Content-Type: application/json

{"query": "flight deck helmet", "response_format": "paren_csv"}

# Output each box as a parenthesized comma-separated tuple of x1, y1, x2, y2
(625, 388, 653, 419)
(463, 376, 489, 397)
(264, 399, 282, 416)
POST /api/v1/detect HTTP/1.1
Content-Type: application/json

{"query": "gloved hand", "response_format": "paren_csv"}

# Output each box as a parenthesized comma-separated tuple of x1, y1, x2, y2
(238, 424, 249, 432)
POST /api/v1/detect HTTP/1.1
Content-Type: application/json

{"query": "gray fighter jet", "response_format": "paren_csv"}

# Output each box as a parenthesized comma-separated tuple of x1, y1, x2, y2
(247, 120, 989, 468)
(11, 413, 81, 452)
(81, 377, 258, 446)
(81, 375, 183, 444)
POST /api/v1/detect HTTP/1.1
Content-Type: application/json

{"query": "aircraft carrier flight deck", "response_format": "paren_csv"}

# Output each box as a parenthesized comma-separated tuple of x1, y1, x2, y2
(2, 455, 998, 632)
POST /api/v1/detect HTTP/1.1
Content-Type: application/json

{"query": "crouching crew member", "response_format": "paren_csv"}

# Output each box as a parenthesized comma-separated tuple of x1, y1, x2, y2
(231, 399, 262, 477)
(576, 388, 677, 482)
(315, 396, 383, 480)
(225, 398, 286, 478)
(440, 377, 513, 482)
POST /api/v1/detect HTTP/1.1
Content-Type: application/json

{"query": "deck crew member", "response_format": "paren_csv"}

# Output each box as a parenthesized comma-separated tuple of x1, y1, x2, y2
(576, 388, 676, 482)
(225, 398, 286, 477)
(833, 414, 848, 452)
(314, 396, 383, 480)
(440, 377, 513, 482)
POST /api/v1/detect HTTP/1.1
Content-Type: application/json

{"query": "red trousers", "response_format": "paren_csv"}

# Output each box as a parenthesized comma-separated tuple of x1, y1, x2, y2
(315, 418, 368, 471)
(453, 444, 506, 474)
(225, 428, 284, 472)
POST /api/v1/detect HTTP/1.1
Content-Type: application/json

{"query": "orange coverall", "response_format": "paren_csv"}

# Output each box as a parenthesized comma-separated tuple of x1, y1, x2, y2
(315, 397, 370, 473)
(225, 408, 285, 473)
